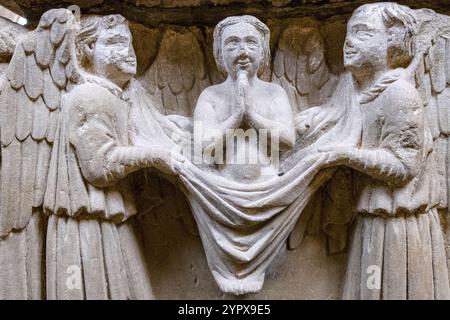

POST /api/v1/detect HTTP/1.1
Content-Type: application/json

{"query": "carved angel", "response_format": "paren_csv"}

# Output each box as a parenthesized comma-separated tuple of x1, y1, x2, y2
(0, 10, 186, 299)
(42, 14, 187, 300)
(0, 9, 81, 299)
(296, 3, 450, 299)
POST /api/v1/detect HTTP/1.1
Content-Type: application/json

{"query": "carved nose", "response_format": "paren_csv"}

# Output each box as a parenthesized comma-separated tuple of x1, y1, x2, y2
(345, 38, 354, 49)
(238, 43, 249, 55)
(238, 48, 249, 59)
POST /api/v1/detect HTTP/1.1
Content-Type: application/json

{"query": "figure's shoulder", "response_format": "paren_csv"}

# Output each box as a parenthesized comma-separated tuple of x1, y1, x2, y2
(380, 78, 423, 120)
(261, 80, 285, 94)
(66, 82, 114, 106)
(66, 82, 118, 111)
(258, 80, 289, 101)
(383, 78, 421, 105)
(197, 83, 227, 102)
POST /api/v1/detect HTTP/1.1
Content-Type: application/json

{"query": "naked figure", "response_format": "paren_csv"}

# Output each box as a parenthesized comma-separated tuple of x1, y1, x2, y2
(193, 15, 295, 181)
(1, 1, 450, 300)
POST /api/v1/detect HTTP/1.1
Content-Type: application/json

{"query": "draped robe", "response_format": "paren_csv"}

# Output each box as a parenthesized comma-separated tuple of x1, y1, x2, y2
(131, 73, 361, 294)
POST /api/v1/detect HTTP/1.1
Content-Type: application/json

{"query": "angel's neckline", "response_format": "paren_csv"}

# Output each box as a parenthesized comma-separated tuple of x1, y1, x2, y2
(359, 68, 404, 104)
(82, 72, 126, 100)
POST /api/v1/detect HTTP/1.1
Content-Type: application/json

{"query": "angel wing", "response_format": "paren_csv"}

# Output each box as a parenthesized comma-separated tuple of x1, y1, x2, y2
(271, 23, 339, 112)
(0, 17, 27, 89)
(139, 27, 210, 116)
(408, 10, 450, 218)
(136, 27, 212, 236)
(0, 9, 80, 237)
(272, 22, 353, 251)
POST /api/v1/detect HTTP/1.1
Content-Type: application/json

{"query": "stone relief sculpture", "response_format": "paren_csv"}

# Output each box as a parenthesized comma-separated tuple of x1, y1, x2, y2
(0, 9, 80, 299)
(2, 1, 450, 300)
(194, 15, 295, 181)
(272, 22, 338, 112)
(43, 14, 187, 299)
(0, 10, 184, 299)
(297, 2, 450, 300)
(170, 15, 358, 295)
(0, 16, 26, 84)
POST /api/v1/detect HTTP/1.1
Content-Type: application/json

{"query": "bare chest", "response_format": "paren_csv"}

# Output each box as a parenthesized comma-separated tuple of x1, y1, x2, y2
(212, 94, 273, 123)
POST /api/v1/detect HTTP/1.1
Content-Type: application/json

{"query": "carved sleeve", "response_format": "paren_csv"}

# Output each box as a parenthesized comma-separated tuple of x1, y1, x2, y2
(68, 91, 159, 188)
(345, 81, 424, 186)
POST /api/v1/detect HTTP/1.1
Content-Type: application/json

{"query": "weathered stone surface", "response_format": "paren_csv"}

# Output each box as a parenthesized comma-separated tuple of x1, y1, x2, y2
(1, 2, 450, 300)
(3, 0, 450, 28)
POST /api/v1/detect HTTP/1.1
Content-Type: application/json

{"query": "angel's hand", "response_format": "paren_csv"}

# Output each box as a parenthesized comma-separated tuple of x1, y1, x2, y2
(294, 106, 326, 135)
(164, 115, 192, 145)
(149, 148, 186, 176)
(319, 145, 357, 167)
(166, 114, 193, 132)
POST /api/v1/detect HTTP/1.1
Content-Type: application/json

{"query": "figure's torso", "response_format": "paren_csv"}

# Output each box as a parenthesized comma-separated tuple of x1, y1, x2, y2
(207, 82, 280, 181)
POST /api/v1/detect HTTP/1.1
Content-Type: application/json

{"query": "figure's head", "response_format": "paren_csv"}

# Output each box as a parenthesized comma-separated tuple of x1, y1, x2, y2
(213, 15, 270, 79)
(344, 3, 417, 74)
(77, 14, 136, 88)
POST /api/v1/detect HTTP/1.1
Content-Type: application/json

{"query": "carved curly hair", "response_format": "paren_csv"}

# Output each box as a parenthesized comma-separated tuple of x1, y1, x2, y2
(76, 14, 128, 67)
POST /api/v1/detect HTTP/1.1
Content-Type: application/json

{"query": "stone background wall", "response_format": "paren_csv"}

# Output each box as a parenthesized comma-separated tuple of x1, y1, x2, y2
(2, 0, 450, 28)
(0, 0, 447, 299)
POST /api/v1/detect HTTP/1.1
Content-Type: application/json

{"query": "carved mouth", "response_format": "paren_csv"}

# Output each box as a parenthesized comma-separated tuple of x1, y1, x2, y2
(236, 61, 251, 67)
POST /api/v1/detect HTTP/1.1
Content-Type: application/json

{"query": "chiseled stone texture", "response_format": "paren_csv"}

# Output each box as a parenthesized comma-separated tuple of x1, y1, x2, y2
(1, 1, 450, 300)
(3, 0, 450, 27)
(126, 13, 349, 298)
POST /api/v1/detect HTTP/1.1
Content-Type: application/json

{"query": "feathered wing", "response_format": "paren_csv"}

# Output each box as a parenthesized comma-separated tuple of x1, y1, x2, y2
(136, 27, 211, 235)
(0, 9, 80, 237)
(139, 27, 210, 116)
(0, 17, 27, 87)
(271, 23, 339, 113)
(405, 11, 450, 219)
(272, 22, 353, 251)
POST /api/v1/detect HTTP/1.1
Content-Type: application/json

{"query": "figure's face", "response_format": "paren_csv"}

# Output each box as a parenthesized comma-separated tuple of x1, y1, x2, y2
(221, 22, 263, 78)
(344, 9, 388, 73)
(91, 23, 137, 87)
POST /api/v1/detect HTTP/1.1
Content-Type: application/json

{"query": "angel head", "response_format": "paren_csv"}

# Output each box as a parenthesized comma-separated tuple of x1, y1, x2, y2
(213, 15, 270, 79)
(344, 3, 417, 74)
(77, 14, 137, 88)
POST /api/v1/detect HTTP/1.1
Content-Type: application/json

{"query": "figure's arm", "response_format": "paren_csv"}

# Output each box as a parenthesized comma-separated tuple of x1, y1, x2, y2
(245, 87, 295, 150)
(327, 147, 418, 186)
(194, 89, 243, 151)
(70, 101, 182, 188)
(324, 82, 424, 186)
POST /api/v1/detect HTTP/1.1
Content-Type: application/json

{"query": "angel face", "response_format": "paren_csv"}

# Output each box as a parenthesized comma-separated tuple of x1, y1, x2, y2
(91, 23, 137, 88)
(221, 22, 263, 79)
(344, 8, 388, 74)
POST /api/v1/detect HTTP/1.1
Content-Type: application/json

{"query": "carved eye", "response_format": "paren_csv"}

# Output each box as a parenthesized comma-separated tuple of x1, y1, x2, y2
(225, 41, 238, 50)
(356, 30, 373, 38)
(247, 41, 258, 49)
